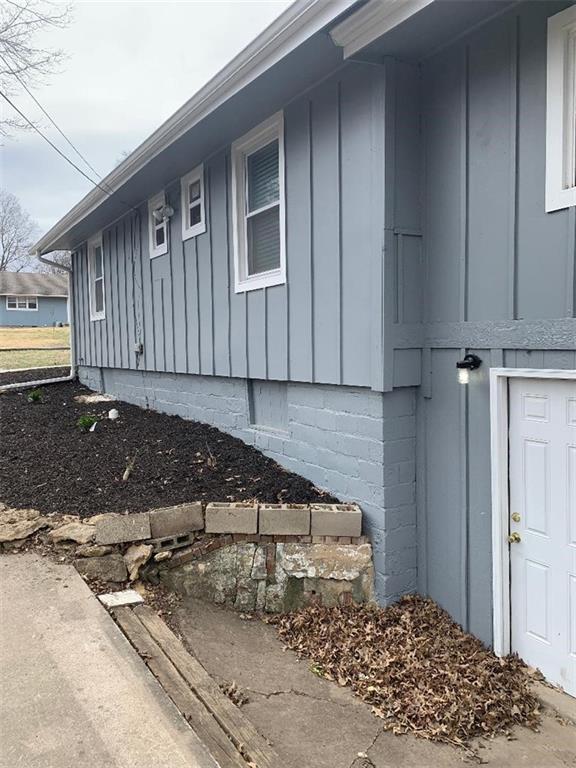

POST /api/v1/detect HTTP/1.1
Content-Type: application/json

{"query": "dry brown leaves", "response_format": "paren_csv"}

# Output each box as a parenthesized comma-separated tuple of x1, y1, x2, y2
(271, 596, 541, 754)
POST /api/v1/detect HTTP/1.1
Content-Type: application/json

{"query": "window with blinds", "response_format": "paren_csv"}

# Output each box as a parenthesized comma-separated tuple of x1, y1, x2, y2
(148, 191, 169, 258)
(231, 112, 286, 293)
(89, 235, 105, 320)
(181, 164, 206, 240)
(546, 4, 576, 211)
(6, 296, 37, 310)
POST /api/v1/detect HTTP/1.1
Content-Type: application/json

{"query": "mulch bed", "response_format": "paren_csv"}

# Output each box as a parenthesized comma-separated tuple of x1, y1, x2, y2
(272, 596, 541, 756)
(0, 366, 70, 386)
(0, 381, 337, 517)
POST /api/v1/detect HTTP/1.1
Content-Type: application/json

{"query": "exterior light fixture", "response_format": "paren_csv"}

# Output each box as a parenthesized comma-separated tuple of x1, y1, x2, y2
(152, 204, 174, 223)
(456, 353, 482, 384)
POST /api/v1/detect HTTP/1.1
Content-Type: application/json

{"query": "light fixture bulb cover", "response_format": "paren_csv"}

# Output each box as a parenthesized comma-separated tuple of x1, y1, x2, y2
(457, 367, 470, 385)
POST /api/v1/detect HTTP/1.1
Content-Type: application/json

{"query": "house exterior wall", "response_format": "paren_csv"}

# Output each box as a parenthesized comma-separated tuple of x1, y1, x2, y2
(71, 0, 576, 644)
(71, 58, 423, 394)
(0, 296, 68, 327)
(417, 0, 576, 646)
(78, 364, 418, 602)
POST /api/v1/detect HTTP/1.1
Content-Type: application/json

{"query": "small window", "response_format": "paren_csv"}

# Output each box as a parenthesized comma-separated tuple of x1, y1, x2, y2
(231, 112, 285, 293)
(181, 164, 206, 240)
(6, 295, 37, 310)
(148, 191, 169, 257)
(88, 235, 105, 321)
(546, 5, 576, 212)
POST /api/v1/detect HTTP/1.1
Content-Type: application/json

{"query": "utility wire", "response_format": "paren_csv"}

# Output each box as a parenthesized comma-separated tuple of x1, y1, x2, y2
(0, 52, 102, 180)
(0, 88, 113, 196)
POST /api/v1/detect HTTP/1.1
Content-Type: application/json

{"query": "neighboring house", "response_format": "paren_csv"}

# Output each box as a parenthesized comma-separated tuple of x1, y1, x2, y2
(0, 273, 68, 327)
(34, 0, 576, 694)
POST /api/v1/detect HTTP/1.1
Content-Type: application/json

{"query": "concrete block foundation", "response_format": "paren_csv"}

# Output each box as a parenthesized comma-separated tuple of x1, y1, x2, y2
(78, 366, 417, 604)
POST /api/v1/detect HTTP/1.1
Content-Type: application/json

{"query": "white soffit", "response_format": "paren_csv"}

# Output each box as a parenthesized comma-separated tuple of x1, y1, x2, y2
(330, 0, 435, 58)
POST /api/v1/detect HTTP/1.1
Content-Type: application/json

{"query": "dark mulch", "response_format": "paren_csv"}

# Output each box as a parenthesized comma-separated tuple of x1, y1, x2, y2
(271, 596, 541, 756)
(0, 381, 337, 517)
(0, 366, 70, 386)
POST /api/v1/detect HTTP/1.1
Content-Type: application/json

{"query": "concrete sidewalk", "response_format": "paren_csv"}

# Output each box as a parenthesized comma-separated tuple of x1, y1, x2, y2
(0, 554, 218, 768)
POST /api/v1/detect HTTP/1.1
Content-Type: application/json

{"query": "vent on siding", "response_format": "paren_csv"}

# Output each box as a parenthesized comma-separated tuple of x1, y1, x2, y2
(248, 380, 288, 432)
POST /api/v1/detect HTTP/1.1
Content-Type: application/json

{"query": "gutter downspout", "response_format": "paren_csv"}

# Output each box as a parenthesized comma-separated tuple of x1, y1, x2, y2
(0, 251, 76, 392)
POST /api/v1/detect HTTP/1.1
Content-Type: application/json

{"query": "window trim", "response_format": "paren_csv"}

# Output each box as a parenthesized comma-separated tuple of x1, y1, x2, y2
(181, 164, 206, 240)
(546, 4, 576, 212)
(231, 111, 286, 293)
(148, 191, 169, 258)
(5, 295, 38, 311)
(88, 234, 105, 321)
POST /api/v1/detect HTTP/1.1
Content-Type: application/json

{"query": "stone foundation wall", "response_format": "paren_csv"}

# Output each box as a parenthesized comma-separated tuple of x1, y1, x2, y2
(78, 366, 417, 603)
(160, 540, 375, 613)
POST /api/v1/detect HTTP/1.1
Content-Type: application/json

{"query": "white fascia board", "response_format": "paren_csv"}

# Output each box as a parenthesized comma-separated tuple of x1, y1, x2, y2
(330, 0, 435, 58)
(33, 0, 358, 256)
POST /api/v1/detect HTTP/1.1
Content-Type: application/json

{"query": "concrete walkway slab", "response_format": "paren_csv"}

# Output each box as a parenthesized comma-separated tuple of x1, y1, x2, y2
(175, 598, 576, 768)
(0, 554, 218, 768)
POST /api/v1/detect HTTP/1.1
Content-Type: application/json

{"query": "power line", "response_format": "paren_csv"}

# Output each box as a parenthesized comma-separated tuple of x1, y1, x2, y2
(0, 52, 102, 180)
(0, 89, 113, 196)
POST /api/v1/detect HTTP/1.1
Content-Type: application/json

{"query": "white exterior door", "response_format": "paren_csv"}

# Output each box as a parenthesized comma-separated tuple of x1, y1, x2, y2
(509, 378, 576, 696)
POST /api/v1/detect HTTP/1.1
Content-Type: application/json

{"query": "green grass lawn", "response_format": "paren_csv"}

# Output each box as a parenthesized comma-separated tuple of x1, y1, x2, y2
(0, 327, 71, 370)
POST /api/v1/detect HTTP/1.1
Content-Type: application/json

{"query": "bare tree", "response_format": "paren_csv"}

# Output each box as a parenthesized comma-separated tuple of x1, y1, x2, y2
(36, 248, 70, 272)
(0, 0, 72, 135)
(0, 189, 37, 271)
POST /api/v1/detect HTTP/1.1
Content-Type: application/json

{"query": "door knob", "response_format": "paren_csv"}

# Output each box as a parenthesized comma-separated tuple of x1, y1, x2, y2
(507, 532, 521, 544)
(511, 513, 521, 523)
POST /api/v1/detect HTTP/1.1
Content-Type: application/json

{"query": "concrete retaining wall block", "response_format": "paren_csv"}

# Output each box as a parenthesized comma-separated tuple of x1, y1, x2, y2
(310, 504, 362, 537)
(259, 504, 310, 535)
(205, 502, 258, 534)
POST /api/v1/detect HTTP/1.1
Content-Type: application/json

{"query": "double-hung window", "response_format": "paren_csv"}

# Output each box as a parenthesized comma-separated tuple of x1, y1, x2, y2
(88, 235, 105, 320)
(181, 164, 206, 239)
(149, 191, 169, 257)
(546, 4, 576, 211)
(231, 112, 285, 292)
(6, 296, 37, 310)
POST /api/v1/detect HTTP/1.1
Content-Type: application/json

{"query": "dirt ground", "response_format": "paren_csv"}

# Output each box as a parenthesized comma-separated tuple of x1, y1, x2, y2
(0, 381, 337, 516)
(175, 599, 576, 768)
(0, 366, 70, 386)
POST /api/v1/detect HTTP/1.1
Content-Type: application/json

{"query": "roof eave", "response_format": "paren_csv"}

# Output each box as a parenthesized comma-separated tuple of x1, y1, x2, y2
(33, 0, 360, 256)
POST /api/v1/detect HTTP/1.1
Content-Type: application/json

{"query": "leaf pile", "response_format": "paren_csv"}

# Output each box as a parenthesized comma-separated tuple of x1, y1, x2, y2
(272, 596, 541, 752)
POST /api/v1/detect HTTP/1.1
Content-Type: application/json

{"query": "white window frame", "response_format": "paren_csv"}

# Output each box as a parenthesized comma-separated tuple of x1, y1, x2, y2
(5, 295, 38, 311)
(88, 234, 105, 321)
(181, 164, 206, 240)
(231, 111, 286, 293)
(546, 4, 576, 212)
(148, 191, 169, 258)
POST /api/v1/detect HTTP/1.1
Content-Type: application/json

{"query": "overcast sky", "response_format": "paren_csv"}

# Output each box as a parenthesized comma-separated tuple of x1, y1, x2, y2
(1, 0, 291, 237)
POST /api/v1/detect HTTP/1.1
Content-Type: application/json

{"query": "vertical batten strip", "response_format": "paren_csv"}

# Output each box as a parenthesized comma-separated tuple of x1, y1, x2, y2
(207, 167, 215, 376)
(195, 237, 201, 373)
(510, 13, 520, 321)
(225, 153, 233, 377)
(460, 44, 470, 324)
(182, 239, 190, 374)
(308, 98, 315, 383)
(337, 78, 343, 385)
(169, 194, 176, 373)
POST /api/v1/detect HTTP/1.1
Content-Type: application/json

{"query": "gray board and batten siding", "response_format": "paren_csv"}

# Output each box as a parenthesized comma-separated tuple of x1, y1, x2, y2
(72, 61, 399, 390)
(72, 1, 576, 645)
(415, 0, 576, 646)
